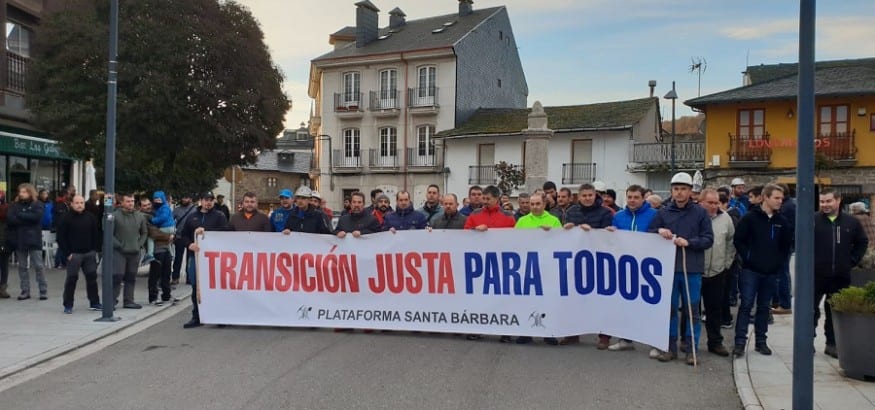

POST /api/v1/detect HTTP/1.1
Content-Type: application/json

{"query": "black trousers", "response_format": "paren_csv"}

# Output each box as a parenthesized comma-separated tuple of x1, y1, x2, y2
(171, 241, 186, 281)
(814, 275, 851, 346)
(702, 270, 728, 348)
(148, 250, 173, 302)
(63, 251, 100, 308)
(0, 249, 9, 286)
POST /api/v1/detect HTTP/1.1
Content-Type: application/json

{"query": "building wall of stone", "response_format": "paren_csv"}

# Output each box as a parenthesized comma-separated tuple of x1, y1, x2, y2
(454, 8, 528, 126)
(232, 170, 306, 207)
(704, 167, 875, 194)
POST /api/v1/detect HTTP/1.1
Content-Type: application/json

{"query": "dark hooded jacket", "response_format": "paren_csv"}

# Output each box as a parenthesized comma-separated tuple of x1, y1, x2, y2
(384, 205, 428, 231)
(565, 196, 614, 228)
(8, 198, 45, 251)
(733, 205, 793, 275)
(284, 206, 332, 234)
(648, 199, 714, 273)
(813, 210, 868, 278)
(334, 210, 381, 235)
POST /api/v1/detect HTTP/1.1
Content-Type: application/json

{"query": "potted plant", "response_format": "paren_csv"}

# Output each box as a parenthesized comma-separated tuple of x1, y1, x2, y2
(830, 281, 875, 380)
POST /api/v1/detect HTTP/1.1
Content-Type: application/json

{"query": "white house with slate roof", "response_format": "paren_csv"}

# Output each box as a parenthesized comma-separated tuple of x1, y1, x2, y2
(308, 0, 527, 210)
(435, 97, 663, 206)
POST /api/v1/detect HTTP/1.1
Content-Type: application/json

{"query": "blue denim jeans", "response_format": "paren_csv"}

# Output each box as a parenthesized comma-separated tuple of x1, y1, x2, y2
(734, 269, 778, 346)
(774, 256, 792, 309)
(668, 272, 702, 353)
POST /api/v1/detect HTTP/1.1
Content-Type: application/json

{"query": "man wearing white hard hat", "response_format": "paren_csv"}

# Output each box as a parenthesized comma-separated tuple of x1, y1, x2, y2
(729, 178, 749, 216)
(648, 172, 714, 365)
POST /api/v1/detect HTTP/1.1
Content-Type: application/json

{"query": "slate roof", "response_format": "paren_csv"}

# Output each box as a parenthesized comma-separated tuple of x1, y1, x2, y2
(242, 150, 312, 174)
(313, 6, 504, 61)
(684, 59, 875, 108)
(435, 97, 657, 138)
(746, 58, 875, 84)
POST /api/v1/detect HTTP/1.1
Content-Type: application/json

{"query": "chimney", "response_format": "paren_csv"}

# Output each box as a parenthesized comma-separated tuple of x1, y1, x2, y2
(648, 80, 657, 97)
(459, 0, 473, 16)
(389, 7, 406, 29)
(355, 0, 380, 48)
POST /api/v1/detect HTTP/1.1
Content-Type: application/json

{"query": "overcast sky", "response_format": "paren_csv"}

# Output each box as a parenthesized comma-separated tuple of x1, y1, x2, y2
(234, 0, 875, 130)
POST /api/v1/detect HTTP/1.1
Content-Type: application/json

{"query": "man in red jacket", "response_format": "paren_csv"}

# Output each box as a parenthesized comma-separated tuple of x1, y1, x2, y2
(464, 185, 515, 342)
(463, 185, 516, 231)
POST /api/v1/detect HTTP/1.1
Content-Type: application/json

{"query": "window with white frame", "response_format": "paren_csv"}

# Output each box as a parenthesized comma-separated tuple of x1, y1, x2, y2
(417, 66, 436, 97)
(379, 69, 397, 101)
(343, 128, 360, 157)
(417, 125, 435, 156)
(379, 127, 397, 157)
(342, 72, 360, 104)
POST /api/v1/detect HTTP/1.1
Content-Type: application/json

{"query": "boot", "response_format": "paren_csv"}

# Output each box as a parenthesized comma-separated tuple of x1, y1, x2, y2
(0, 284, 9, 299)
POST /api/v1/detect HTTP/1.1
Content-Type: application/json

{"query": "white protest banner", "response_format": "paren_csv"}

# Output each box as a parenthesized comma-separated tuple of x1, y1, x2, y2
(196, 229, 677, 349)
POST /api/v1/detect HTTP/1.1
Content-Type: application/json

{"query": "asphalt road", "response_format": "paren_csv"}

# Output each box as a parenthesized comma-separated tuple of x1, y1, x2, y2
(0, 311, 741, 410)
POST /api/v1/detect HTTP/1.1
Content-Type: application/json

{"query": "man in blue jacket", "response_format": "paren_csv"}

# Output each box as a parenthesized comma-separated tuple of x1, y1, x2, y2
(269, 189, 295, 232)
(648, 172, 714, 365)
(732, 184, 793, 358)
(606, 184, 658, 352)
(384, 191, 427, 232)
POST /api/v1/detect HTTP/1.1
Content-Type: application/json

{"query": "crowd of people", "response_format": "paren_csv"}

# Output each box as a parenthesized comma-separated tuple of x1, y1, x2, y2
(1, 174, 873, 367)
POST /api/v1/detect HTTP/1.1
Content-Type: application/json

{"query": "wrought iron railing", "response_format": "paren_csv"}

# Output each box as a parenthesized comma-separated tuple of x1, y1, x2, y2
(630, 141, 704, 165)
(368, 148, 399, 169)
(728, 132, 772, 163)
(561, 163, 596, 185)
(333, 92, 363, 112)
(332, 149, 362, 168)
(408, 87, 439, 108)
(406, 147, 442, 168)
(369, 90, 400, 110)
(817, 130, 857, 161)
(7, 52, 27, 93)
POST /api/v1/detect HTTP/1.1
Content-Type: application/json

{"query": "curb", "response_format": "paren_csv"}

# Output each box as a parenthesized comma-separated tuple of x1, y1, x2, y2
(733, 327, 765, 410)
(0, 288, 191, 383)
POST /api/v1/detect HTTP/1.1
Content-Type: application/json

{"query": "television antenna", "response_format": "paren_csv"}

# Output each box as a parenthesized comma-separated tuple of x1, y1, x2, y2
(689, 57, 707, 97)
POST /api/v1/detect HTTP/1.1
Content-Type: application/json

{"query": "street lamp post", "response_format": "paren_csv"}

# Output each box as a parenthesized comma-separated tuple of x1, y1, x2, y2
(664, 82, 678, 175)
(96, 0, 120, 322)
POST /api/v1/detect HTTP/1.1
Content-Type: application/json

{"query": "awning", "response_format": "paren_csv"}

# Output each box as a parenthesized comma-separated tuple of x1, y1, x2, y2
(0, 128, 71, 160)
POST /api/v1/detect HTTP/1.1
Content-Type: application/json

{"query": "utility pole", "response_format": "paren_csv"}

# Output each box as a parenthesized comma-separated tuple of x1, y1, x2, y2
(96, 0, 120, 322)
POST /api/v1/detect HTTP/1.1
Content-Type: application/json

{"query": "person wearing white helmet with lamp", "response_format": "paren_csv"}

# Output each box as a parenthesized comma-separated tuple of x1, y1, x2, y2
(729, 178, 749, 216)
(647, 172, 714, 365)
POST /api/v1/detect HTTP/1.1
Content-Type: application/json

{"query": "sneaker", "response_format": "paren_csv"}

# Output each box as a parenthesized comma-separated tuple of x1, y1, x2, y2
(89, 303, 103, 311)
(183, 318, 202, 329)
(608, 340, 635, 351)
(721, 320, 734, 329)
(150, 300, 164, 306)
(17, 293, 31, 300)
(755, 343, 772, 355)
(170, 279, 179, 285)
(656, 350, 677, 362)
(39, 293, 48, 300)
(544, 337, 559, 346)
(824, 344, 838, 358)
(123, 303, 142, 309)
(516, 336, 533, 344)
(141, 255, 156, 266)
(649, 348, 660, 359)
(499, 336, 513, 343)
(679, 341, 688, 353)
(685, 352, 697, 366)
(63, 307, 73, 314)
(733, 345, 745, 358)
(708, 345, 730, 357)
(466, 334, 482, 341)
(771, 307, 792, 315)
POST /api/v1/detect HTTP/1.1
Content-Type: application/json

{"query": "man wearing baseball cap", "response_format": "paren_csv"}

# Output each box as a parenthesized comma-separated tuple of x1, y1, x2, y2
(648, 172, 714, 365)
(269, 188, 295, 232)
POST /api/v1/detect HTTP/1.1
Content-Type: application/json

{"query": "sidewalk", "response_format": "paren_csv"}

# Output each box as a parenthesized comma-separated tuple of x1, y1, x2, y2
(0, 264, 191, 381)
(735, 303, 875, 409)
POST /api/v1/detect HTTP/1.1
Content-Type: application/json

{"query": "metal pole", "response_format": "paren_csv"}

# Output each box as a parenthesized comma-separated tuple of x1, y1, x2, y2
(793, 0, 816, 408)
(96, 0, 120, 322)
(671, 81, 677, 175)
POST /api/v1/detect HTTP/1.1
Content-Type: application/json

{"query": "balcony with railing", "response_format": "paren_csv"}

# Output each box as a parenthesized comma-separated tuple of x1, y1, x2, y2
(7, 52, 28, 93)
(368, 148, 400, 171)
(468, 165, 494, 185)
(561, 163, 596, 185)
(332, 149, 363, 172)
(369, 90, 400, 117)
(728, 132, 771, 168)
(818, 130, 857, 166)
(627, 140, 705, 171)
(408, 87, 439, 114)
(406, 147, 443, 172)
(333, 92, 364, 118)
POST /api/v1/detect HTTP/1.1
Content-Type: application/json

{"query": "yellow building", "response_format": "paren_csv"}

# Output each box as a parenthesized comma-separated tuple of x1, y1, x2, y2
(686, 58, 875, 201)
